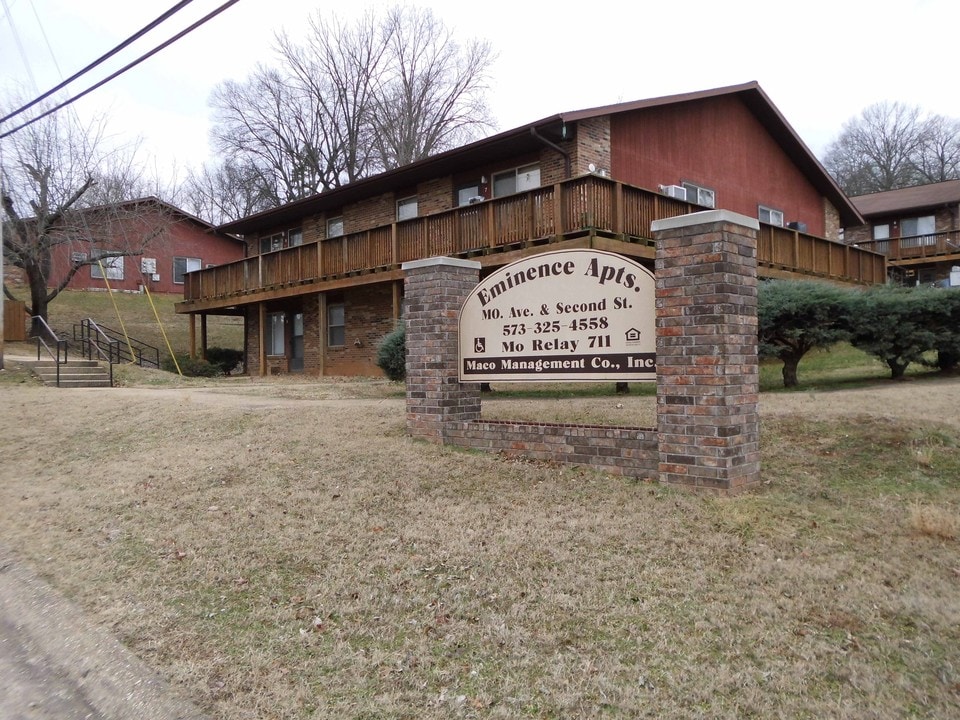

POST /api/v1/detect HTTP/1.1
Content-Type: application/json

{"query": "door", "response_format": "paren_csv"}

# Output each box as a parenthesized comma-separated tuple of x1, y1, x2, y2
(290, 312, 304, 371)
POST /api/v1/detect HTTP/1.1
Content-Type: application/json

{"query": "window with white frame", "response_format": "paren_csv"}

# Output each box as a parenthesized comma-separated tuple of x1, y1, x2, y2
(682, 181, 716, 208)
(397, 196, 418, 221)
(900, 215, 936, 247)
(758, 205, 784, 227)
(90, 249, 124, 280)
(327, 301, 345, 347)
(327, 216, 344, 238)
(260, 232, 284, 254)
(457, 183, 483, 207)
(173, 256, 202, 284)
(267, 312, 285, 356)
(872, 223, 891, 253)
(493, 164, 540, 197)
(259, 228, 302, 253)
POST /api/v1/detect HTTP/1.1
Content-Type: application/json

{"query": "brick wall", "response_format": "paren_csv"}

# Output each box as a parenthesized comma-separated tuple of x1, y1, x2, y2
(446, 421, 658, 478)
(403, 257, 481, 443)
(418, 177, 453, 216)
(245, 311, 260, 376)
(403, 211, 760, 492)
(652, 210, 760, 493)
(575, 116, 612, 175)
(324, 283, 397, 376)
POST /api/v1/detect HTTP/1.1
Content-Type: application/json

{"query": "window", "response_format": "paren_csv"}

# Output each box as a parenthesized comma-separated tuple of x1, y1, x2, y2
(758, 205, 784, 227)
(173, 256, 202, 284)
(872, 224, 890, 253)
(457, 184, 482, 207)
(901, 215, 936, 248)
(259, 228, 301, 253)
(260, 233, 284, 254)
(90, 250, 124, 280)
(682, 181, 716, 208)
(397, 196, 418, 221)
(493, 164, 540, 197)
(267, 312, 285, 356)
(327, 216, 344, 238)
(327, 301, 345, 347)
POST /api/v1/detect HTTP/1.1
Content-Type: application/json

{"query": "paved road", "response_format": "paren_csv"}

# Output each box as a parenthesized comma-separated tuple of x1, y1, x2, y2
(0, 549, 206, 720)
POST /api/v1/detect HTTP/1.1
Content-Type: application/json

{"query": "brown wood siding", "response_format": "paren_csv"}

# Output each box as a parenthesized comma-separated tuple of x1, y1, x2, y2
(610, 96, 827, 237)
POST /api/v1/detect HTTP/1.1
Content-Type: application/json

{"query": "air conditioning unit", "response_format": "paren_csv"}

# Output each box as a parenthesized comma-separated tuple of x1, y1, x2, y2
(691, 187, 716, 208)
(659, 184, 687, 201)
(467, 195, 485, 205)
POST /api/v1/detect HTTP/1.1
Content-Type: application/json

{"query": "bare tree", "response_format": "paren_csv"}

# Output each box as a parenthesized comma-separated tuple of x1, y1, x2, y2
(1, 102, 164, 328)
(206, 4, 496, 207)
(369, 6, 495, 169)
(824, 101, 960, 195)
(181, 158, 275, 225)
(915, 114, 960, 184)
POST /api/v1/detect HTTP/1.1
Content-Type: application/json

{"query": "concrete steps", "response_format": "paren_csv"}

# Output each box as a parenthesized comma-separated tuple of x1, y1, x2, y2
(29, 360, 112, 388)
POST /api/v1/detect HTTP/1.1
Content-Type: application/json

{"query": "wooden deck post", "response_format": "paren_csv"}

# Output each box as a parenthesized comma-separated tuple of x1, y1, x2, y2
(200, 314, 208, 360)
(258, 303, 267, 377)
(189, 314, 196, 359)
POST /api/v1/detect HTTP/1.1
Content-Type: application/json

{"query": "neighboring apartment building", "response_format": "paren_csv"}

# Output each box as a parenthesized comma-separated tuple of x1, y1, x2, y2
(176, 81, 883, 377)
(845, 180, 960, 287)
(8, 197, 245, 295)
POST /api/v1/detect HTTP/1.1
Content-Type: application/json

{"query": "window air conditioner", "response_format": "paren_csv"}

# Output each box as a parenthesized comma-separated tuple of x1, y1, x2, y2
(659, 184, 687, 201)
(467, 195, 485, 204)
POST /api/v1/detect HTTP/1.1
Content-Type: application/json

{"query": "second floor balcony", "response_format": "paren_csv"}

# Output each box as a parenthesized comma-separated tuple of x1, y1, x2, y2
(856, 230, 960, 263)
(179, 175, 887, 312)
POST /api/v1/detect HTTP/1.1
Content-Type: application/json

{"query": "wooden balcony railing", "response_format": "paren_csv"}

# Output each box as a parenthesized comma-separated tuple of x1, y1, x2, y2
(856, 230, 960, 262)
(182, 176, 886, 304)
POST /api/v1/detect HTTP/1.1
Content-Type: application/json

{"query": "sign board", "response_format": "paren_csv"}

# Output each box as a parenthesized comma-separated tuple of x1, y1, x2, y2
(458, 249, 656, 382)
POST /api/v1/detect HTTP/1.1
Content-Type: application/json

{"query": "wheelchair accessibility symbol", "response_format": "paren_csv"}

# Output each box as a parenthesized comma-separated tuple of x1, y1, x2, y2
(474, 337, 486, 353)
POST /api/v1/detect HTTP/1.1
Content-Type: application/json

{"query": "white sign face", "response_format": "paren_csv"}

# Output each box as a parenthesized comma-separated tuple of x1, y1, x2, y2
(458, 249, 656, 382)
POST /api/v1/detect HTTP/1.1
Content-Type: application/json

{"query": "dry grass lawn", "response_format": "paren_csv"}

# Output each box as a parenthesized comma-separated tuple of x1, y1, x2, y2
(1, 363, 959, 718)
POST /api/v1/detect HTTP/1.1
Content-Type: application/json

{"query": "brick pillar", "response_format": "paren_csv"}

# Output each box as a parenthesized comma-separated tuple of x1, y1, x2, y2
(651, 210, 760, 493)
(403, 257, 482, 443)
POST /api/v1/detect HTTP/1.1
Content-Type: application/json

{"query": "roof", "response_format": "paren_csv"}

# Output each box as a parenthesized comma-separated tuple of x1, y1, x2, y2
(82, 196, 245, 245)
(220, 81, 862, 234)
(850, 180, 960, 218)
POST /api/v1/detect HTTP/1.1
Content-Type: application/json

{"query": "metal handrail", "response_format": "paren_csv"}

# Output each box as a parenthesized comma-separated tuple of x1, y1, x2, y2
(74, 318, 160, 368)
(30, 315, 68, 387)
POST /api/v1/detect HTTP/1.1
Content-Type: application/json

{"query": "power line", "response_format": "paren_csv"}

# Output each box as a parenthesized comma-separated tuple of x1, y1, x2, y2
(0, 0, 198, 126)
(1, 0, 39, 90)
(0, 0, 242, 140)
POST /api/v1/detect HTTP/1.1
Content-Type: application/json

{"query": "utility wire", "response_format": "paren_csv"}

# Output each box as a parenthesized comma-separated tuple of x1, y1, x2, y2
(1, 0, 39, 90)
(0, 0, 242, 140)
(0, 0, 198, 125)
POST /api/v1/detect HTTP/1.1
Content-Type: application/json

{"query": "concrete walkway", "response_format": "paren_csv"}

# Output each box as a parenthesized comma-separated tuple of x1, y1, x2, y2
(0, 548, 207, 720)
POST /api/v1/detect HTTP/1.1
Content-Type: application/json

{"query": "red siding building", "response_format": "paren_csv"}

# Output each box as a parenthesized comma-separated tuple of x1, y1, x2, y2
(176, 82, 879, 377)
(45, 198, 244, 295)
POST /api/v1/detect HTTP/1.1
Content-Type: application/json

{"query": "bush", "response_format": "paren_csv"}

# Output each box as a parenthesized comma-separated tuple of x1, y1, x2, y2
(757, 280, 853, 387)
(204, 347, 244, 375)
(161, 354, 221, 377)
(848, 285, 939, 379)
(376, 324, 406, 382)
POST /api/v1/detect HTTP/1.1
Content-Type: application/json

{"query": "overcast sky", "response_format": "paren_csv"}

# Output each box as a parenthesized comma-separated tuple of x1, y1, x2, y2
(2, 0, 958, 186)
